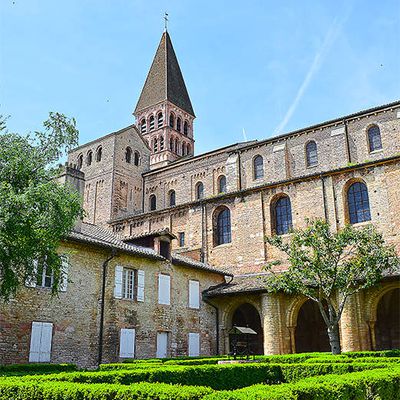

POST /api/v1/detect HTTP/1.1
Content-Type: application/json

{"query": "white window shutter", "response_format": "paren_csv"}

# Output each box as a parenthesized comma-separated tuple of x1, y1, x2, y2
(25, 260, 38, 288)
(39, 323, 53, 362)
(188, 332, 200, 357)
(29, 322, 42, 362)
(189, 280, 200, 309)
(137, 270, 145, 302)
(156, 332, 168, 358)
(158, 274, 170, 305)
(114, 265, 123, 299)
(119, 328, 135, 358)
(59, 255, 69, 292)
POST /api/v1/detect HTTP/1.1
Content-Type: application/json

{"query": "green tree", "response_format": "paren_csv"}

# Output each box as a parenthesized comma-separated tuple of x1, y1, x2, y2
(264, 220, 399, 354)
(0, 113, 83, 301)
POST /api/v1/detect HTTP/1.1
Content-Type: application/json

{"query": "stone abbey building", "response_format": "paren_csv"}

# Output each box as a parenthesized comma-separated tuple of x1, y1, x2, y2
(1, 31, 399, 367)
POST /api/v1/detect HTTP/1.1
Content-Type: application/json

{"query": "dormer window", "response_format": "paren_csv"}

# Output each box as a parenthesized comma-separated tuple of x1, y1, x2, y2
(149, 115, 155, 131)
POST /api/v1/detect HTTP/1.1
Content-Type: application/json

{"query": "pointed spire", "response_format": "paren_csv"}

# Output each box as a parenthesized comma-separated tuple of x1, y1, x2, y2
(134, 32, 195, 117)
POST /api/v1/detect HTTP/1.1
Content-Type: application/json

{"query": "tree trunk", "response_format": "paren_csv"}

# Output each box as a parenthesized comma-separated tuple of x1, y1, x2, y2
(327, 323, 341, 355)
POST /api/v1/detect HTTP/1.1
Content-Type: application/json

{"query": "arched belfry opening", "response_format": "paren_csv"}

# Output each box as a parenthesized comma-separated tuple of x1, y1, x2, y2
(375, 288, 400, 350)
(231, 303, 263, 355)
(295, 300, 330, 353)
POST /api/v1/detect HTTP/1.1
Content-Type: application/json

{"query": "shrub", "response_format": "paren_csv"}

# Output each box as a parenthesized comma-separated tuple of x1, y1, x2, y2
(0, 363, 76, 376)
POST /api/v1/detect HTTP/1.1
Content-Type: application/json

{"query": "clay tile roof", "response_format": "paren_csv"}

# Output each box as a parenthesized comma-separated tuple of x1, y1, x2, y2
(134, 31, 195, 116)
(172, 253, 233, 276)
(123, 228, 177, 241)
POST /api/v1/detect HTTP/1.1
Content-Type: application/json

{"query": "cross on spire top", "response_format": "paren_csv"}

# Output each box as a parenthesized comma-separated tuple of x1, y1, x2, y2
(164, 12, 169, 31)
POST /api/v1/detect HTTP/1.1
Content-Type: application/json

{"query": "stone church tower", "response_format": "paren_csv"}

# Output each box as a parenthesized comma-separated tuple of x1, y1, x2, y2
(134, 31, 195, 169)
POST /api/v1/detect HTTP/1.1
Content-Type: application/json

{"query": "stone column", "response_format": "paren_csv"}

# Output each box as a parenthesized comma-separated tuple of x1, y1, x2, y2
(339, 293, 361, 352)
(261, 293, 283, 354)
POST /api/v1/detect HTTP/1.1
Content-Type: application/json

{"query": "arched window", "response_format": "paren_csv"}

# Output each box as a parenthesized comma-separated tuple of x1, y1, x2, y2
(368, 125, 382, 152)
(347, 182, 371, 224)
(306, 141, 318, 167)
(253, 155, 264, 180)
(153, 138, 158, 153)
(195, 182, 204, 200)
(140, 119, 146, 134)
(174, 139, 178, 154)
(182, 143, 186, 156)
(160, 136, 165, 151)
(187, 144, 191, 155)
(218, 175, 227, 193)
(273, 196, 292, 235)
(177, 117, 182, 132)
(149, 194, 157, 211)
(125, 147, 132, 163)
(168, 190, 176, 207)
(215, 207, 231, 245)
(134, 151, 140, 166)
(96, 146, 102, 162)
(77, 154, 83, 169)
(169, 137, 174, 151)
(149, 115, 155, 131)
(169, 113, 175, 128)
(87, 150, 93, 166)
(184, 121, 189, 135)
(157, 112, 163, 128)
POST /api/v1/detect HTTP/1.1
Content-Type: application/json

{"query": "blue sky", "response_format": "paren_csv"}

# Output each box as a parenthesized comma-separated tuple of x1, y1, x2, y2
(1, 0, 399, 155)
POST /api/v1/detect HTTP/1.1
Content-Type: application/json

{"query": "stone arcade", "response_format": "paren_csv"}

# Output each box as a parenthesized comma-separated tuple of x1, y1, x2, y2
(1, 31, 399, 368)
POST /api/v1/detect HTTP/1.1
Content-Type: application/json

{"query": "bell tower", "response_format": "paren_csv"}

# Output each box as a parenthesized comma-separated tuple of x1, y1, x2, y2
(133, 31, 195, 169)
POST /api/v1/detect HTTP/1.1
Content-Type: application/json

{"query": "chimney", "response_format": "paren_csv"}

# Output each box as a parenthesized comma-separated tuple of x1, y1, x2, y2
(56, 162, 85, 232)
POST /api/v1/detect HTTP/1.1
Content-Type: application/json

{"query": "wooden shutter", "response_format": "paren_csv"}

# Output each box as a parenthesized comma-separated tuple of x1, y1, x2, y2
(59, 255, 69, 292)
(137, 270, 145, 302)
(188, 332, 200, 357)
(189, 280, 200, 309)
(29, 321, 53, 362)
(119, 328, 135, 358)
(156, 332, 168, 358)
(158, 274, 170, 305)
(114, 265, 123, 299)
(25, 260, 38, 288)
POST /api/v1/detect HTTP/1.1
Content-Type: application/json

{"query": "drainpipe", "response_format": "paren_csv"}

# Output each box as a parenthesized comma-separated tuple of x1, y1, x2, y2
(344, 119, 352, 164)
(202, 276, 234, 355)
(98, 249, 117, 365)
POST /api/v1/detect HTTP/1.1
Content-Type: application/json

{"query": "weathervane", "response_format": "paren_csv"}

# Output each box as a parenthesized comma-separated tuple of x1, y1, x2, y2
(164, 12, 169, 31)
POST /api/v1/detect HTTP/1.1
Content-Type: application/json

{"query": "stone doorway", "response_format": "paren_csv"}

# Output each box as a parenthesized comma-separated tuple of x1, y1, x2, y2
(295, 300, 330, 353)
(231, 303, 264, 355)
(375, 288, 400, 350)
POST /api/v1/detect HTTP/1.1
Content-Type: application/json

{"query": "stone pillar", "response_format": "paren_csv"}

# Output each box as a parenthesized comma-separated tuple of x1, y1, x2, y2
(261, 293, 283, 354)
(340, 293, 362, 352)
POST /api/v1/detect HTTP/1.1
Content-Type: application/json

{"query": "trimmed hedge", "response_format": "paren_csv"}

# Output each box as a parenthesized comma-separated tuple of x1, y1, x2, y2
(0, 380, 212, 400)
(203, 366, 400, 399)
(0, 363, 77, 376)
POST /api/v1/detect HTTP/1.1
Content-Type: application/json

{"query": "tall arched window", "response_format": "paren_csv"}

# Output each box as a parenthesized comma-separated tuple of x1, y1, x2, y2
(96, 146, 102, 162)
(157, 112, 163, 128)
(168, 190, 176, 207)
(177, 117, 182, 132)
(368, 125, 382, 152)
(273, 196, 292, 235)
(160, 136, 165, 150)
(306, 141, 318, 167)
(149, 115, 155, 131)
(195, 182, 204, 200)
(134, 151, 140, 166)
(215, 207, 231, 245)
(347, 182, 371, 224)
(125, 147, 132, 163)
(184, 121, 189, 135)
(169, 113, 175, 128)
(77, 154, 83, 169)
(153, 138, 158, 153)
(253, 155, 264, 180)
(140, 119, 146, 134)
(218, 175, 227, 193)
(169, 137, 174, 151)
(87, 151, 93, 166)
(149, 194, 157, 211)
(187, 144, 191, 155)
(174, 139, 178, 154)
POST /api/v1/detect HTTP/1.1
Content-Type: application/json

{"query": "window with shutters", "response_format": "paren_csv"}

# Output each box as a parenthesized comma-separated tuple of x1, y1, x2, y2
(114, 266, 145, 302)
(188, 280, 200, 309)
(158, 273, 171, 305)
(119, 328, 135, 358)
(29, 322, 53, 362)
(156, 332, 169, 358)
(36, 260, 54, 288)
(188, 332, 200, 356)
